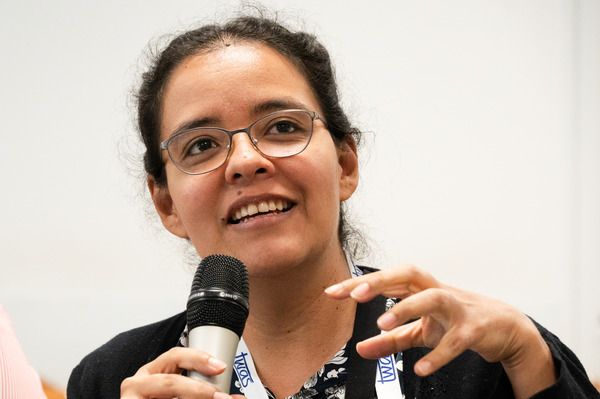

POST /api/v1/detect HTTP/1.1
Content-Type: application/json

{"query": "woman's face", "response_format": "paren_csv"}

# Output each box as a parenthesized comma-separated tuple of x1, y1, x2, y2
(150, 43, 358, 277)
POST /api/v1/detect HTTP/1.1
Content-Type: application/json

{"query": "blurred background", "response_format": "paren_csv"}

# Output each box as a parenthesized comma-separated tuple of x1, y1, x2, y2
(1, 0, 598, 391)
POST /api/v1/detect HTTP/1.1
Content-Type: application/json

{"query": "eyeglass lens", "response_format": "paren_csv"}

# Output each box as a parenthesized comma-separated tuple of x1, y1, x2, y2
(166, 110, 314, 175)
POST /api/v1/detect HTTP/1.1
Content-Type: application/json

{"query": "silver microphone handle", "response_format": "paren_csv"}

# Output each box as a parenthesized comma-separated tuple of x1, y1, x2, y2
(188, 325, 240, 393)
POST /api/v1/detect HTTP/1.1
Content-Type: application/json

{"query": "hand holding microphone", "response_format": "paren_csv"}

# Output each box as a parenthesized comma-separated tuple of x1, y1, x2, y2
(121, 255, 249, 398)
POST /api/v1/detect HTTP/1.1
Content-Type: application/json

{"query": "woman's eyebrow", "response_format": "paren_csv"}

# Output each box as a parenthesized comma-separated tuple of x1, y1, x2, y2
(251, 99, 310, 115)
(169, 99, 310, 136)
(172, 116, 221, 136)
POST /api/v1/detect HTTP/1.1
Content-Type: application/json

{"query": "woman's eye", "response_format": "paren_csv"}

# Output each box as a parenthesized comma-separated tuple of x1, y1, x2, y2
(267, 120, 299, 134)
(186, 137, 218, 156)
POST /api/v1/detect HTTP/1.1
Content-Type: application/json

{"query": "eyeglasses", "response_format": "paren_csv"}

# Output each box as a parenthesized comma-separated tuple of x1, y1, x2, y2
(160, 109, 322, 175)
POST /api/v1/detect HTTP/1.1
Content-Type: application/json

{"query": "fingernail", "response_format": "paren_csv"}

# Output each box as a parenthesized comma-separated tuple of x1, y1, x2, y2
(213, 392, 233, 399)
(208, 357, 227, 371)
(350, 282, 370, 300)
(416, 360, 432, 376)
(324, 283, 343, 295)
(377, 312, 397, 330)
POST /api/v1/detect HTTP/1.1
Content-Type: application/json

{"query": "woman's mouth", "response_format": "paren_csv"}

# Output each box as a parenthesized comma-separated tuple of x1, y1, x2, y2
(229, 199, 293, 224)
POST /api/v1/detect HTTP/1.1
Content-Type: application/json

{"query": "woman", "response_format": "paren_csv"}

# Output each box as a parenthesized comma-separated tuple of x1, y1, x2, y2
(68, 13, 599, 399)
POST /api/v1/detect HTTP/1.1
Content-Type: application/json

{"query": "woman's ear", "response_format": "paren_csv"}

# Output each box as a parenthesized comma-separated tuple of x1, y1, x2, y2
(338, 137, 359, 201)
(147, 176, 189, 239)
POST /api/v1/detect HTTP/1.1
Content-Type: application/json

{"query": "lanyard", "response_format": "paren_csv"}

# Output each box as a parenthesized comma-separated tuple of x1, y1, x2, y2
(233, 338, 269, 399)
(232, 261, 404, 399)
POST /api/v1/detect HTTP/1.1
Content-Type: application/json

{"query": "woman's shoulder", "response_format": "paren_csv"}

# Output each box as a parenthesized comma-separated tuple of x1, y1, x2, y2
(89, 310, 186, 362)
(67, 311, 186, 398)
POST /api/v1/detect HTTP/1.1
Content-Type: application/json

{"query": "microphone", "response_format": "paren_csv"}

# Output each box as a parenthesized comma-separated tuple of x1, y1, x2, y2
(186, 254, 250, 393)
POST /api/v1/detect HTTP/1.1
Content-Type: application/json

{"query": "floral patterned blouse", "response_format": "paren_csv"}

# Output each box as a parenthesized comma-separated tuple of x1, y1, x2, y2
(231, 344, 350, 399)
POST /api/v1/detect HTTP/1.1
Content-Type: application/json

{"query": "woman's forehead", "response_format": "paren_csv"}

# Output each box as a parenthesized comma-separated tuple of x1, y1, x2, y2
(172, 42, 303, 85)
(160, 43, 321, 134)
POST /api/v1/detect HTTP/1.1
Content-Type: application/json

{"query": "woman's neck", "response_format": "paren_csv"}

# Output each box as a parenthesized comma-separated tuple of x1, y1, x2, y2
(246, 247, 353, 329)
(241, 249, 357, 398)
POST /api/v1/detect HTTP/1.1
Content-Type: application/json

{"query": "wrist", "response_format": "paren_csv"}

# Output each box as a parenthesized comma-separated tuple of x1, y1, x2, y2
(501, 318, 556, 399)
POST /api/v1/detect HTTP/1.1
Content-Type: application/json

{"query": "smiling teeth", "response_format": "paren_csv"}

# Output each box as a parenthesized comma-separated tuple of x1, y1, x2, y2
(233, 199, 288, 221)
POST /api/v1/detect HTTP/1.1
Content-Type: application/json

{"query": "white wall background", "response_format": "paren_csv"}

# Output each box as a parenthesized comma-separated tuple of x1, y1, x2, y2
(1, 0, 598, 390)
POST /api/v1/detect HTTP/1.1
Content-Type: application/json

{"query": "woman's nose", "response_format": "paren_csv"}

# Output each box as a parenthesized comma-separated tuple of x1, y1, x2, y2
(224, 133, 274, 182)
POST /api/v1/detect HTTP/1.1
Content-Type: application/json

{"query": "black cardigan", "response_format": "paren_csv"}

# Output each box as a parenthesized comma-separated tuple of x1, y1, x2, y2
(68, 267, 599, 398)
(68, 310, 599, 398)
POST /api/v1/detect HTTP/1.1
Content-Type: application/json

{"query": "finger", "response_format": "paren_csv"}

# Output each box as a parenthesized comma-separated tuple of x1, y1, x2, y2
(121, 373, 223, 399)
(413, 328, 472, 376)
(325, 264, 439, 302)
(357, 322, 472, 378)
(376, 288, 457, 331)
(356, 320, 424, 359)
(137, 347, 227, 377)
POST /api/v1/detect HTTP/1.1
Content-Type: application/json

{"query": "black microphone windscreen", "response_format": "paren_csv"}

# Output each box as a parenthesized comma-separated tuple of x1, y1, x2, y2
(187, 254, 249, 337)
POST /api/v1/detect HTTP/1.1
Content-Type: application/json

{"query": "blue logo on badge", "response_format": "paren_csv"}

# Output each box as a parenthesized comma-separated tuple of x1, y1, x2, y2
(234, 352, 254, 387)
(377, 355, 397, 383)
(350, 261, 363, 277)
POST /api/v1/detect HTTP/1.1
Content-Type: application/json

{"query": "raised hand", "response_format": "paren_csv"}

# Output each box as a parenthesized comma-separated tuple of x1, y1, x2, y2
(325, 264, 556, 399)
